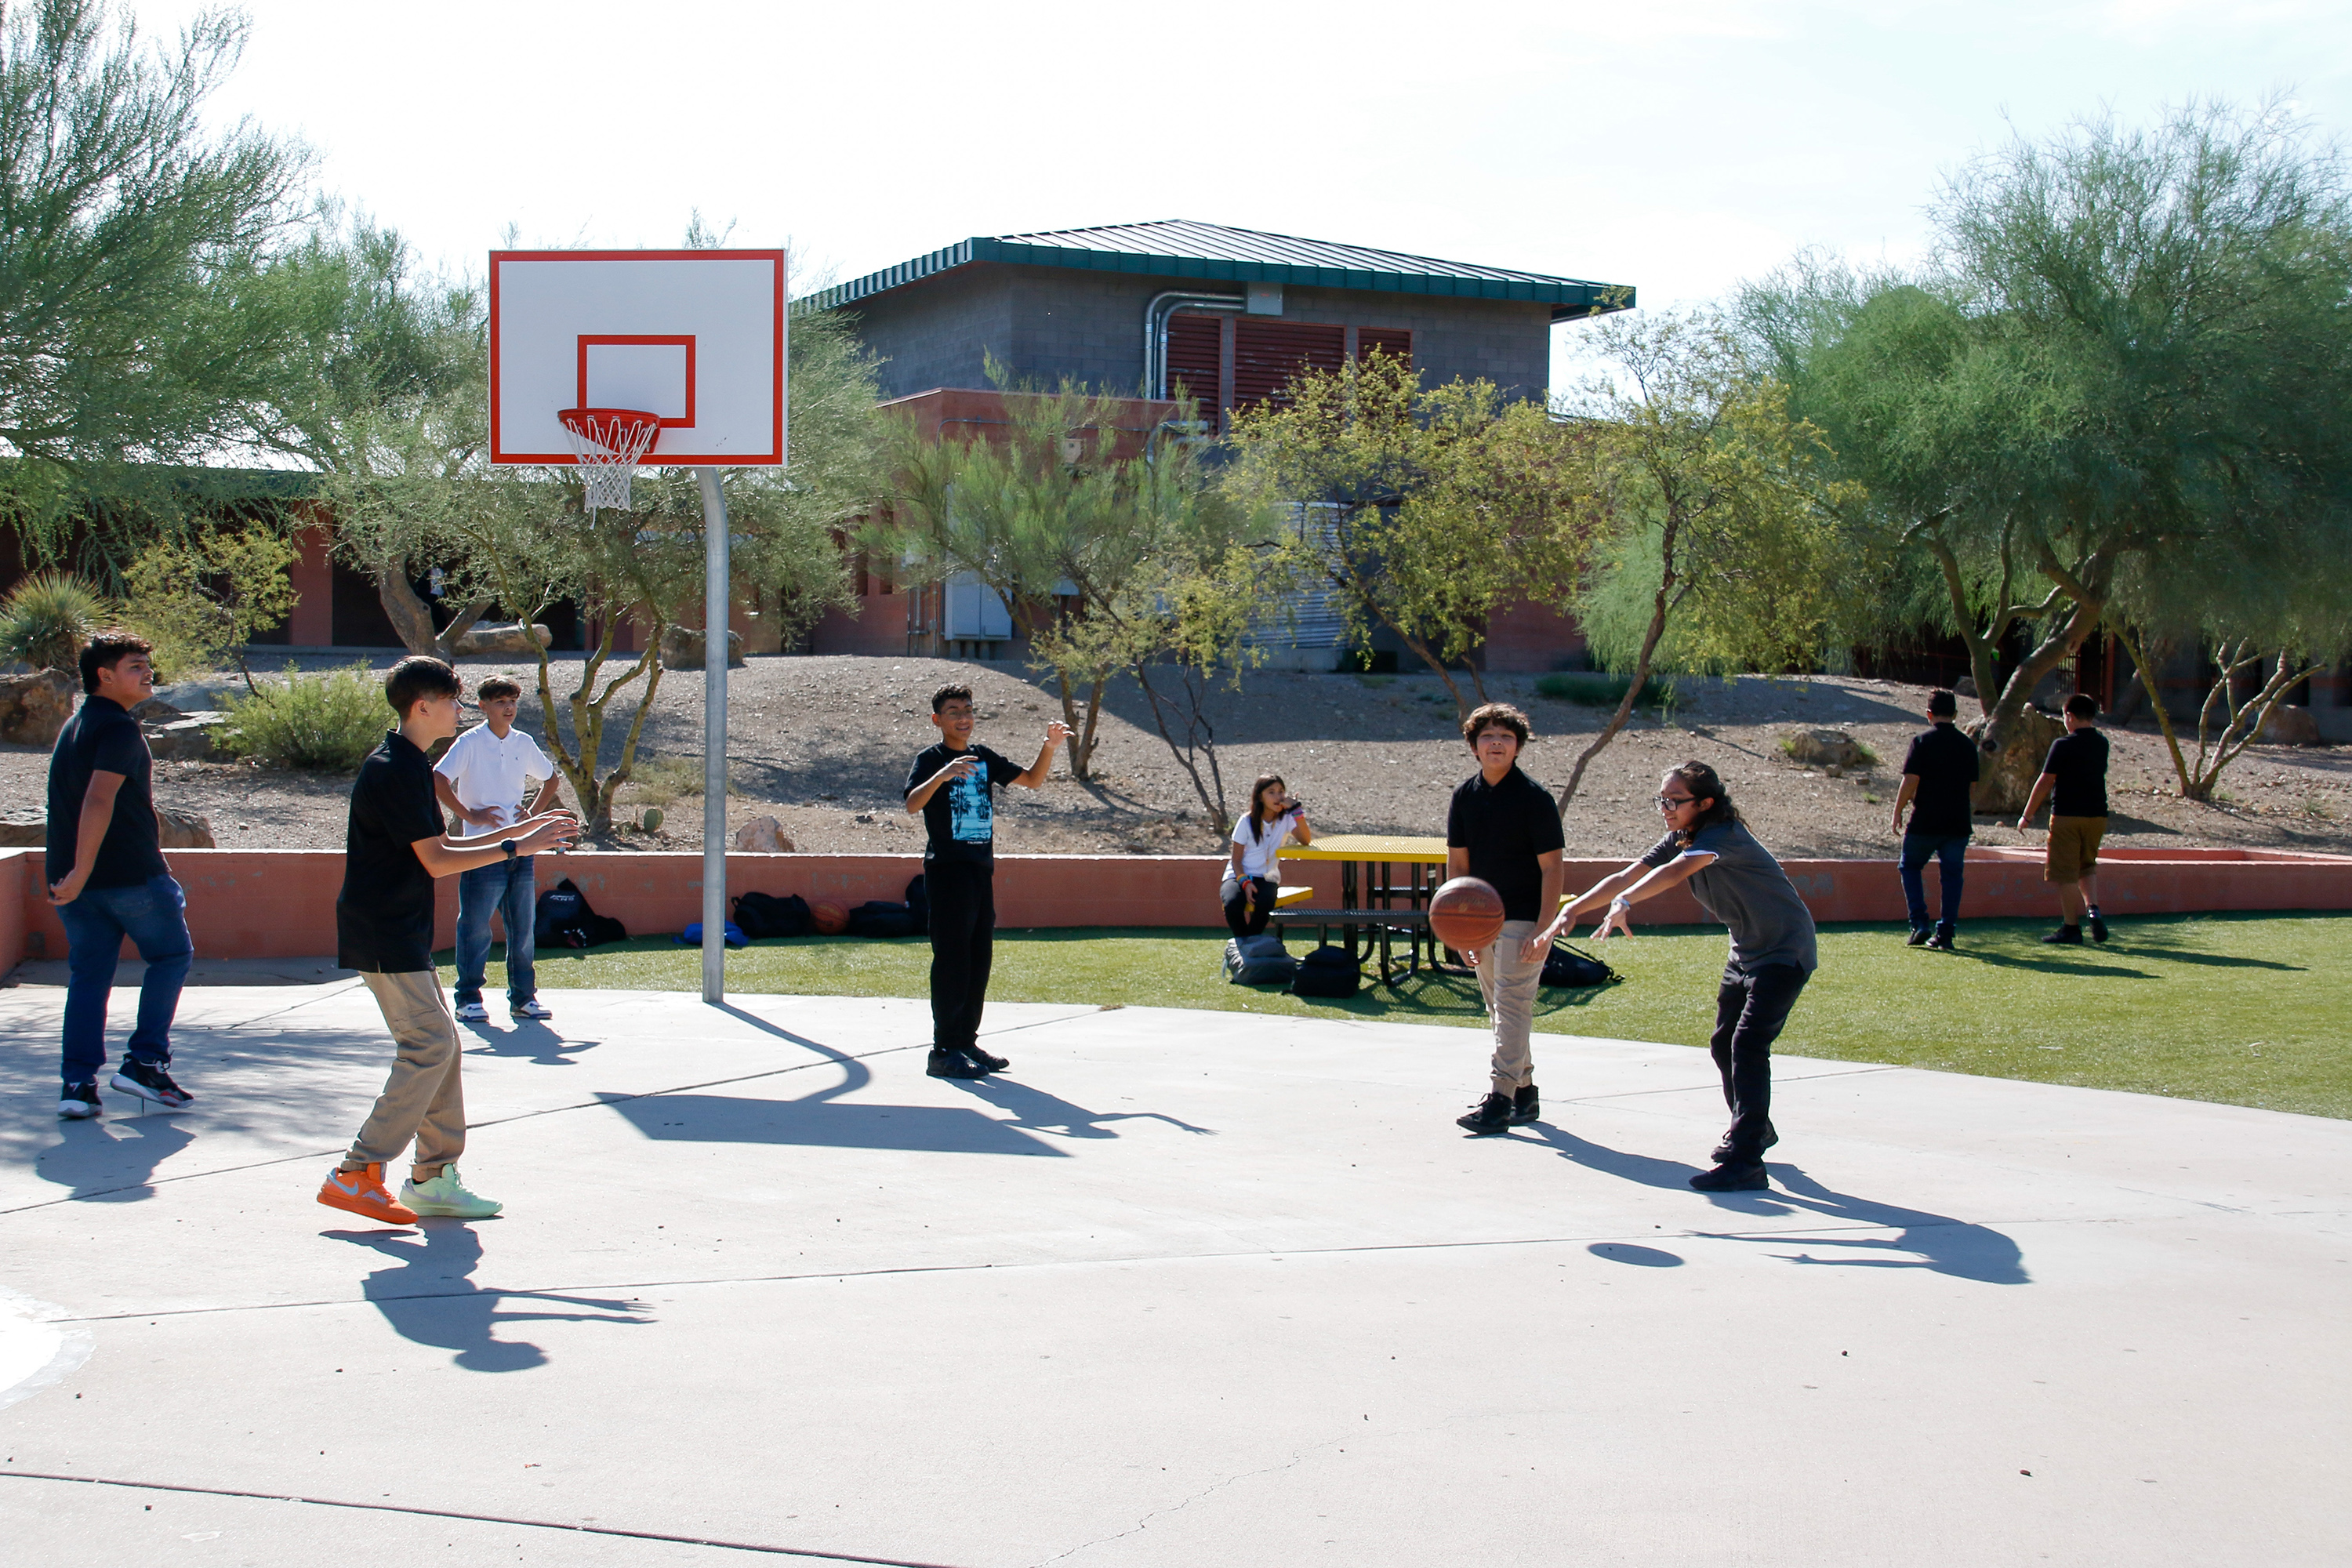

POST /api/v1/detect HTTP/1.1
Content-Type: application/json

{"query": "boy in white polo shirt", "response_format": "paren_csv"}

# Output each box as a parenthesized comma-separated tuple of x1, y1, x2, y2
(434, 676, 563, 1022)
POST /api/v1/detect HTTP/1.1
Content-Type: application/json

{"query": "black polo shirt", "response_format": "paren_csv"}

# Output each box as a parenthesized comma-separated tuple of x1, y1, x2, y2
(1900, 722, 1981, 838)
(45, 694, 169, 889)
(1446, 764, 1566, 921)
(2042, 728, 2110, 818)
(336, 730, 445, 972)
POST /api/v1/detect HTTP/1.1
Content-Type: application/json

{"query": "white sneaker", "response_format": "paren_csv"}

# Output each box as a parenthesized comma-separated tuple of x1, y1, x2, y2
(453, 1001, 490, 1022)
(510, 1000, 554, 1020)
(400, 1165, 503, 1218)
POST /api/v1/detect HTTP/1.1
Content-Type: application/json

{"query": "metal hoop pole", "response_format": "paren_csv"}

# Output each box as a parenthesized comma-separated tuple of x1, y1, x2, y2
(698, 466, 731, 1005)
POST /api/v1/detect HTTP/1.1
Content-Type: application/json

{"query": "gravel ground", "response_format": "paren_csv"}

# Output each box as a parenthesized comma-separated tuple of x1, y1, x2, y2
(5, 653, 2350, 861)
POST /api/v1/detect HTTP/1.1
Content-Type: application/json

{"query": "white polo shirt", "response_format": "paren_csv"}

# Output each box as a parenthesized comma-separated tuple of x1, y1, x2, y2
(434, 720, 554, 838)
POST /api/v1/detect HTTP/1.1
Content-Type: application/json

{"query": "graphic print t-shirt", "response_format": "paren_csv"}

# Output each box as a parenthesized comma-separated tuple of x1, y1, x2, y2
(904, 742, 1024, 865)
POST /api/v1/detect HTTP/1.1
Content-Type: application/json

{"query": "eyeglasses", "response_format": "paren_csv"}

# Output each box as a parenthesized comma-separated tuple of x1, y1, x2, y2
(1654, 793, 1696, 810)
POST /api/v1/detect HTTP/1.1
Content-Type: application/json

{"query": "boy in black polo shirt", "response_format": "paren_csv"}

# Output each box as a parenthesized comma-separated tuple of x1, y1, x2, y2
(317, 657, 578, 1225)
(1889, 688, 1982, 950)
(45, 630, 193, 1119)
(2019, 692, 2111, 945)
(1446, 702, 1568, 1134)
(902, 682, 1069, 1079)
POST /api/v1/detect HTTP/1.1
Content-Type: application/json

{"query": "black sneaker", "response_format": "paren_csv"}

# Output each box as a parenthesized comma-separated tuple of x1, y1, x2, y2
(1690, 1162, 1769, 1192)
(964, 1046, 1011, 1073)
(1926, 931, 1955, 951)
(1906, 927, 1931, 947)
(1509, 1085, 1540, 1125)
(1456, 1092, 1515, 1134)
(111, 1060, 192, 1109)
(1711, 1125, 1779, 1164)
(2086, 912, 2108, 943)
(926, 1047, 989, 1080)
(2042, 925, 2083, 946)
(59, 1081, 102, 1120)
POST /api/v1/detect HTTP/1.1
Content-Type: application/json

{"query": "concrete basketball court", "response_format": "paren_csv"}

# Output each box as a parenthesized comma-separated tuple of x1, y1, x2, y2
(0, 978, 2344, 1566)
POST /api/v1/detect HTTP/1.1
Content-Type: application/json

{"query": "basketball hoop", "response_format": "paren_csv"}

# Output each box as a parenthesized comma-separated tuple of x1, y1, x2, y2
(558, 407, 662, 513)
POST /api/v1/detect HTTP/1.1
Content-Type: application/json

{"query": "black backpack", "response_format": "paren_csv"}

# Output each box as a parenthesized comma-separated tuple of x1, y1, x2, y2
(1224, 933, 1298, 985)
(535, 877, 627, 950)
(903, 873, 928, 935)
(1289, 944, 1362, 999)
(845, 900, 920, 938)
(733, 890, 812, 939)
(1541, 941, 1618, 989)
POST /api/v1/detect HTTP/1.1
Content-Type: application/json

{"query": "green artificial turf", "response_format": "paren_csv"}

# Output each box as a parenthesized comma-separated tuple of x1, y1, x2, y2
(445, 913, 2352, 1120)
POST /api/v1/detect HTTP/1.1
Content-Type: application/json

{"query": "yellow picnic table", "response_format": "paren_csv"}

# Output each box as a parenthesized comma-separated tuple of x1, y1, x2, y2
(1276, 834, 1452, 982)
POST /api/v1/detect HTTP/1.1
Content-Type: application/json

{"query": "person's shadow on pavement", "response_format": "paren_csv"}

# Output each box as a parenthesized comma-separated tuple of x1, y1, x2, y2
(947, 1076, 1217, 1141)
(460, 1018, 601, 1067)
(38, 1115, 198, 1202)
(331, 1221, 648, 1371)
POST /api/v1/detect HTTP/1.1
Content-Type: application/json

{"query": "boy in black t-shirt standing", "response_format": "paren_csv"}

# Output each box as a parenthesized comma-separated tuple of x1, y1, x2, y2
(1889, 688, 1982, 950)
(902, 683, 1069, 1079)
(2019, 692, 2111, 945)
(1446, 702, 1568, 1134)
(45, 631, 194, 1119)
(316, 658, 578, 1226)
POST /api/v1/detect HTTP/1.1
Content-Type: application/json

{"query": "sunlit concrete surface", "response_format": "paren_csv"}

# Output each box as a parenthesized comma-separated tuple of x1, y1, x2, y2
(1, 978, 2346, 1566)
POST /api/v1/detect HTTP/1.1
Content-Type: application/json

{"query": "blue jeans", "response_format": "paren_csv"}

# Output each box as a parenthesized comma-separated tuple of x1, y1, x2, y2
(1900, 833, 1969, 935)
(58, 873, 193, 1083)
(454, 856, 536, 1007)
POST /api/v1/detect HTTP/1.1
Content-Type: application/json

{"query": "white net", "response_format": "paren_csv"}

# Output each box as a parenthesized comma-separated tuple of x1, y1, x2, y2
(559, 409, 662, 513)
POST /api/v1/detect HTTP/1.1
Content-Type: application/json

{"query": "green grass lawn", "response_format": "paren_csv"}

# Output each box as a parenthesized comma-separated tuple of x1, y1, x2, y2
(445, 913, 2352, 1120)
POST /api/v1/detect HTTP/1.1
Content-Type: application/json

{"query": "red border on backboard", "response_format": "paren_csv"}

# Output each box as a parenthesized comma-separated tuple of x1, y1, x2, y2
(577, 335, 697, 427)
(488, 249, 786, 466)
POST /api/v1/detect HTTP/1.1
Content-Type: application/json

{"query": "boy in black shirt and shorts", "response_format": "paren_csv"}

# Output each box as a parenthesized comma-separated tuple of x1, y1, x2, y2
(902, 684, 1069, 1080)
(1446, 702, 1568, 1134)
(2019, 692, 2111, 945)
(316, 658, 578, 1225)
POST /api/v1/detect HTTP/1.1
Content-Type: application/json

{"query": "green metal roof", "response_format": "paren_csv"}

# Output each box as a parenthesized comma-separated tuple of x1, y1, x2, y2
(800, 220, 1632, 321)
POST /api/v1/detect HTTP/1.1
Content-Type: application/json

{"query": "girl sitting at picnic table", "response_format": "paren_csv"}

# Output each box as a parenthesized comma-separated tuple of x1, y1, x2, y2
(1222, 775, 1313, 938)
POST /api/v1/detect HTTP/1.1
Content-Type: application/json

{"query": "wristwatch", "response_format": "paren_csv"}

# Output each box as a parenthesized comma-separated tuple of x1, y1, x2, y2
(500, 838, 518, 861)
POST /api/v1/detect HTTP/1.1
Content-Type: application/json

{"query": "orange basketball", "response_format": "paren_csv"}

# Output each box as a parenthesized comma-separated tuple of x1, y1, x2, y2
(810, 900, 850, 935)
(1428, 877, 1506, 952)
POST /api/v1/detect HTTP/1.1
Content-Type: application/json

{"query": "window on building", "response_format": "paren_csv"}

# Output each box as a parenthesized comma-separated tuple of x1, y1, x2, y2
(1167, 314, 1413, 424)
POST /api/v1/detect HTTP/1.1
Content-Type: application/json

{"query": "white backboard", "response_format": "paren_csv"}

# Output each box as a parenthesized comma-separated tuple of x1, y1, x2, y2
(488, 249, 786, 466)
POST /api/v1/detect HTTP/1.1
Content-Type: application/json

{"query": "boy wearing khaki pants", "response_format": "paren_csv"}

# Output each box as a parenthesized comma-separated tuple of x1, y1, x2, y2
(317, 658, 578, 1225)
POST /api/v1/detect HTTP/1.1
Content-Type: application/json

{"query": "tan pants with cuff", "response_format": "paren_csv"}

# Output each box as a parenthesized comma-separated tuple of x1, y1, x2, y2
(343, 969, 467, 1177)
(1477, 919, 1546, 1094)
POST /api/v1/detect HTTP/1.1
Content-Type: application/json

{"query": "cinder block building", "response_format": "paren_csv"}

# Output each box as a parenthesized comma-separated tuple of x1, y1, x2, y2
(803, 220, 1632, 667)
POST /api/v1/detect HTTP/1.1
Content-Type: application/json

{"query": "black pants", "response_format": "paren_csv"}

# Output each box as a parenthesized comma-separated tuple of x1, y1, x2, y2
(1709, 963, 1809, 1165)
(927, 860, 995, 1053)
(1222, 877, 1276, 939)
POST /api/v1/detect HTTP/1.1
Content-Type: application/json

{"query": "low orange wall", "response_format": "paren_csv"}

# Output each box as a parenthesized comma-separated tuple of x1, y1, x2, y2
(2, 845, 2347, 967)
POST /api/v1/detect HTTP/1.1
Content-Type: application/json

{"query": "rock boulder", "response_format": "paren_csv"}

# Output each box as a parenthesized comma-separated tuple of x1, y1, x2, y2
(145, 712, 231, 761)
(0, 669, 77, 746)
(451, 622, 551, 656)
(0, 815, 43, 848)
(731, 815, 793, 853)
(2258, 704, 2321, 746)
(1781, 728, 1866, 769)
(662, 626, 746, 669)
(158, 807, 216, 848)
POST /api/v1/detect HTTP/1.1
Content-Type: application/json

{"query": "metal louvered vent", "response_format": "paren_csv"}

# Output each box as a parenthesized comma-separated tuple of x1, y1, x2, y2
(1233, 321, 1345, 410)
(1166, 312, 1224, 418)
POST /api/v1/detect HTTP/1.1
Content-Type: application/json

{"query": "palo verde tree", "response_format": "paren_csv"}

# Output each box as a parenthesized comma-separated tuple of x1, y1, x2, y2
(117, 520, 297, 687)
(1563, 309, 1854, 812)
(1748, 98, 2352, 793)
(0, 0, 309, 545)
(1223, 351, 1588, 718)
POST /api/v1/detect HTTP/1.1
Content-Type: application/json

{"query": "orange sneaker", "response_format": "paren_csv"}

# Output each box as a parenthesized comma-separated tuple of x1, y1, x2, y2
(317, 1162, 420, 1225)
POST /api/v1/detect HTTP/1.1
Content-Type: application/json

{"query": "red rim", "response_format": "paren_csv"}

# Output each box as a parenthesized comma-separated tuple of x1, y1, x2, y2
(557, 407, 662, 448)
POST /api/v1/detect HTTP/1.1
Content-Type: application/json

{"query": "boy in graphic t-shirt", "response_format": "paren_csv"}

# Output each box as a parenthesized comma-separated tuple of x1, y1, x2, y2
(2019, 692, 2111, 945)
(902, 683, 1069, 1080)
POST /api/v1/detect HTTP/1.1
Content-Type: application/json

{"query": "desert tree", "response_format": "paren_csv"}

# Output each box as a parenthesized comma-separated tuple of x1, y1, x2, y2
(116, 519, 296, 686)
(1222, 352, 1588, 717)
(1561, 309, 1854, 812)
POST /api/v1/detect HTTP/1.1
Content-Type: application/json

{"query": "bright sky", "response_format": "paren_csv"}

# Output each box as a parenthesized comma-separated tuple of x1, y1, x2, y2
(140, 0, 2352, 397)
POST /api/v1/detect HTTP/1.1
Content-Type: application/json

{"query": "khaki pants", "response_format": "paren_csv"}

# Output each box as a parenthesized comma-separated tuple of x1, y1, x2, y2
(1477, 919, 1546, 1094)
(345, 969, 467, 1174)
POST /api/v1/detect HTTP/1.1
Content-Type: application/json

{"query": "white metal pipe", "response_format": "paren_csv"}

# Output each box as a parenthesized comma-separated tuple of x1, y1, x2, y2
(697, 465, 730, 1004)
(1141, 290, 1245, 399)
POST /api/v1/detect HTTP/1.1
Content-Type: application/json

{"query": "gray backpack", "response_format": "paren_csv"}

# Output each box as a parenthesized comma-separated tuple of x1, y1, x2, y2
(1223, 932, 1298, 985)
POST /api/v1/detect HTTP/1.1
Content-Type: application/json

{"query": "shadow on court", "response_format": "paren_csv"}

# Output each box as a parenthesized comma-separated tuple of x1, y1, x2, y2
(33, 1114, 198, 1202)
(946, 1076, 1218, 1140)
(596, 1091, 1067, 1156)
(461, 1018, 603, 1066)
(1526, 1125, 2028, 1285)
(332, 1220, 649, 1373)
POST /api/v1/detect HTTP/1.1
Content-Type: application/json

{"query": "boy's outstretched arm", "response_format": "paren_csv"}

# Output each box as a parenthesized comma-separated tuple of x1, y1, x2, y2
(1014, 721, 1074, 789)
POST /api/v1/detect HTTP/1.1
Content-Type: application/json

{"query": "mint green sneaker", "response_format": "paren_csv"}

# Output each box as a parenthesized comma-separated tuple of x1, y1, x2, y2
(399, 1166, 503, 1218)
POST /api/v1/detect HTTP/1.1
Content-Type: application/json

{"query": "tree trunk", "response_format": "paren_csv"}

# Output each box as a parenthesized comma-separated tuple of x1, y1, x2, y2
(1555, 514, 1681, 817)
(1056, 667, 1106, 780)
(374, 563, 441, 655)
